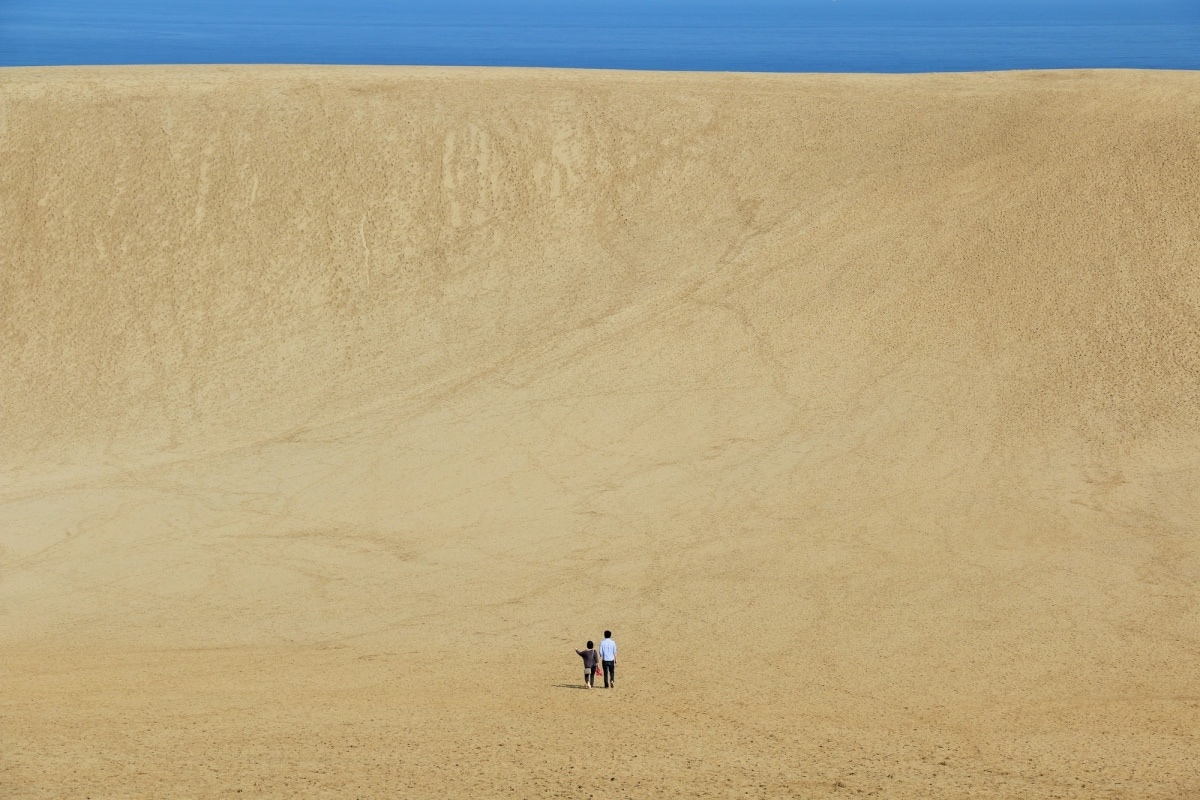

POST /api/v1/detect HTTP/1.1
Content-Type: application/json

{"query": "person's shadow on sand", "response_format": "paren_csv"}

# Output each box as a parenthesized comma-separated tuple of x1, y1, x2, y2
(551, 683, 591, 690)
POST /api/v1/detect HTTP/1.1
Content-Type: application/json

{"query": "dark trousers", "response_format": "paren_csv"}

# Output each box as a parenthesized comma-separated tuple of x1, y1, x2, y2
(602, 660, 615, 687)
(584, 669, 594, 687)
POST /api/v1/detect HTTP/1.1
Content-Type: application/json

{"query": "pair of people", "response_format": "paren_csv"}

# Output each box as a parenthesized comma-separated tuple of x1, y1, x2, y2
(576, 631, 617, 689)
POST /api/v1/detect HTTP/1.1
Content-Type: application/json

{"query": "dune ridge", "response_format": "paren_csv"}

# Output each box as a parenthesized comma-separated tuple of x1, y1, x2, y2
(2, 66, 1199, 797)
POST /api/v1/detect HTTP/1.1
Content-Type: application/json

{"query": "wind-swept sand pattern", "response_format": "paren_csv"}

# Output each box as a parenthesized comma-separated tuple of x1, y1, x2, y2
(2, 66, 1199, 797)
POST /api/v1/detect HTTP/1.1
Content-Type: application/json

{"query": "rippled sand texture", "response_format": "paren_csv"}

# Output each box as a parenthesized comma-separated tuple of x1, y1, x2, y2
(3, 66, 1199, 798)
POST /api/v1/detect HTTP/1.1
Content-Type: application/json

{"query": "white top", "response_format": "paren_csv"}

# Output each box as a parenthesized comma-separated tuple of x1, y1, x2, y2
(599, 638, 617, 661)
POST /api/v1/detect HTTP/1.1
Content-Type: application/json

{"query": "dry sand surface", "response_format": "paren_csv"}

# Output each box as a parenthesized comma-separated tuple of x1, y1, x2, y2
(2, 65, 1199, 798)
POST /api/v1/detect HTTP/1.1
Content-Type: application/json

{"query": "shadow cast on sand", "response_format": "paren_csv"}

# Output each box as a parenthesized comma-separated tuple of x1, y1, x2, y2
(552, 684, 592, 690)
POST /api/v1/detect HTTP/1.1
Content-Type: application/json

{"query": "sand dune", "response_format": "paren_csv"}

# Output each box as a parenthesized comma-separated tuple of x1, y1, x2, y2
(2, 65, 1199, 797)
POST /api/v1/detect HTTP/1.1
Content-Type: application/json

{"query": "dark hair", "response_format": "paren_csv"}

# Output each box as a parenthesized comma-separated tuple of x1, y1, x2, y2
(586, 640, 594, 648)
(604, 630, 611, 638)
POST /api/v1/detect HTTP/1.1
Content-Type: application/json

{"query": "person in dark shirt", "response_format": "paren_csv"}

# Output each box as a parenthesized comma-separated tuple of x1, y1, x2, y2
(576, 641, 599, 688)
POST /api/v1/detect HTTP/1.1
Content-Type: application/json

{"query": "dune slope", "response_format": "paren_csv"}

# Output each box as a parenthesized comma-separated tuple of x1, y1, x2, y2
(2, 66, 1199, 798)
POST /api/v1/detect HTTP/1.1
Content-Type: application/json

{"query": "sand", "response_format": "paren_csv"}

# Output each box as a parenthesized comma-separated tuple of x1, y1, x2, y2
(2, 65, 1198, 798)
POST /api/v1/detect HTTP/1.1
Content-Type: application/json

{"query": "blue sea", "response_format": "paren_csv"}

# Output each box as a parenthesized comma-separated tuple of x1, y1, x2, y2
(3, 0, 1199, 72)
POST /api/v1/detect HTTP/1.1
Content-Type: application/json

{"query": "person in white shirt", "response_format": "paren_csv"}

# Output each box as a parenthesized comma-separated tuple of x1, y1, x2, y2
(599, 631, 617, 688)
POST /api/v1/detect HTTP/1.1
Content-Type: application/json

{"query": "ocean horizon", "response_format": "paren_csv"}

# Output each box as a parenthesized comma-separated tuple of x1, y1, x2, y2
(3, 1, 1199, 72)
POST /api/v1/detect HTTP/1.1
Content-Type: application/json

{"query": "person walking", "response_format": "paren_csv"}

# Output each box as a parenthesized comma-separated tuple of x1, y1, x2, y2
(576, 641, 599, 688)
(599, 630, 617, 688)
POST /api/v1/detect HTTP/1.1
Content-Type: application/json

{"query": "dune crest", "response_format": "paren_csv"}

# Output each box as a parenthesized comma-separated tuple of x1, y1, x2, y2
(3, 66, 1198, 797)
